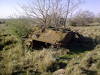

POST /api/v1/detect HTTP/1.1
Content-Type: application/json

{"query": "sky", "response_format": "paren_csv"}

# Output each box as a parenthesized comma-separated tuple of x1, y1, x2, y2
(0, 0, 100, 18)
(80, 0, 100, 14)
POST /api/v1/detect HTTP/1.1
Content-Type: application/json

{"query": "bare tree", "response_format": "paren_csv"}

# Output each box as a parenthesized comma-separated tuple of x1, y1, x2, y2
(20, 0, 81, 28)
(65, 0, 71, 27)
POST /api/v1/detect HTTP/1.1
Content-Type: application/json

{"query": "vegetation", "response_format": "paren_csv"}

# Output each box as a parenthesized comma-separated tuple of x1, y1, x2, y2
(21, 0, 81, 28)
(0, 18, 100, 75)
(5, 19, 32, 37)
(0, 0, 100, 75)
(69, 10, 100, 26)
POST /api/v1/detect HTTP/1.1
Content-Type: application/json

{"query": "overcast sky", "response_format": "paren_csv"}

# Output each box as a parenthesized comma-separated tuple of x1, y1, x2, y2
(0, 0, 100, 18)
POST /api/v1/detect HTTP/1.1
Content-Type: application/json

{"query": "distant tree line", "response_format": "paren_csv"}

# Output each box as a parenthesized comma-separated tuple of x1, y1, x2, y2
(69, 10, 100, 26)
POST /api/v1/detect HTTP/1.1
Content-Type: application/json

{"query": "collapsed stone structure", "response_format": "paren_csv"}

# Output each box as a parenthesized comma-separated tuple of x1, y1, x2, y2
(24, 26, 75, 49)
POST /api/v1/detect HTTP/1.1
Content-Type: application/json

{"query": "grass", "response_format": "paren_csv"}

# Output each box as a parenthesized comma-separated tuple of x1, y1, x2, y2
(5, 19, 32, 37)
(0, 19, 100, 75)
(65, 48, 100, 75)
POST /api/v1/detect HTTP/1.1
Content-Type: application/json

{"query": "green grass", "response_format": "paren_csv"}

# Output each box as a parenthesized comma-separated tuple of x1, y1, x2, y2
(0, 20, 100, 75)
(6, 19, 32, 37)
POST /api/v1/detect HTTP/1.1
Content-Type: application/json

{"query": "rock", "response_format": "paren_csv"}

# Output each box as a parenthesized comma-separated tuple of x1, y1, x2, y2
(53, 69, 65, 75)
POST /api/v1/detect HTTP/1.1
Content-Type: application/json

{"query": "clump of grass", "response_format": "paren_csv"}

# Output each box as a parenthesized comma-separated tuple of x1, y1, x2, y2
(6, 49, 56, 75)
(0, 20, 100, 75)
(0, 26, 24, 75)
(2, 48, 70, 75)
(0, 32, 19, 50)
(0, 42, 23, 75)
(65, 48, 100, 75)
(59, 54, 77, 60)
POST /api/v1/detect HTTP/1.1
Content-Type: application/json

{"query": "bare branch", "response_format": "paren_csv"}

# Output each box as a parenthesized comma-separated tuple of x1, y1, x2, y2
(20, 0, 82, 28)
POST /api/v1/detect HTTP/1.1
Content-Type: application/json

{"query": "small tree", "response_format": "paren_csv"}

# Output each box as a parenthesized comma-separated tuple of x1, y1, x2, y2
(20, 0, 81, 28)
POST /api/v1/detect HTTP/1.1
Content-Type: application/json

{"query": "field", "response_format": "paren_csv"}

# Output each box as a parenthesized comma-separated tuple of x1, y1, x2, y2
(0, 20, 100, 75)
